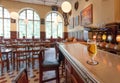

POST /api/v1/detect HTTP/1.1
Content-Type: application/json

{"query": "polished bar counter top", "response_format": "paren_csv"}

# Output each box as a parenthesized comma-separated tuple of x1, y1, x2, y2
(59, 42, 120, 83)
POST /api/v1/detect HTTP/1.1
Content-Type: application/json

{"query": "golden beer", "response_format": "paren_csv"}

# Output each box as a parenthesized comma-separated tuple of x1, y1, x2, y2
(87, 39, 98, 65)
(88, 44, 97, 58)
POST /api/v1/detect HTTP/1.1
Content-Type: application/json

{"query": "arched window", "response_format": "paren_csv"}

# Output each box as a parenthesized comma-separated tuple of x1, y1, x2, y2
(45, 12, 63, 39)
(0, 6, 10, 38)
(18, 8, 40, 39)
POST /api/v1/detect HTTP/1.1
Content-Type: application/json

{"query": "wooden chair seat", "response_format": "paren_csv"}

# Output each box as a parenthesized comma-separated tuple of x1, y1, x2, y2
(42, 59, 59, 67)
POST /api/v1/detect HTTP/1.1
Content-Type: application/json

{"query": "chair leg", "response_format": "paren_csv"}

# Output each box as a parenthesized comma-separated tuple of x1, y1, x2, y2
(32, 59, 34, 69)
(17, 60, 19, 71)
(65, 67, 67, 83)
(39, 70, 43, 83)
(56, 68, 60, 83)
(1, 62, 4, 74)
(61, 61, 65, 76)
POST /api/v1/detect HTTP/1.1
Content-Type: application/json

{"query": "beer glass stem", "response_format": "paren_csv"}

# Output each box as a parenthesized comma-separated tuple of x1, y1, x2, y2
(91, 57, 94, 62)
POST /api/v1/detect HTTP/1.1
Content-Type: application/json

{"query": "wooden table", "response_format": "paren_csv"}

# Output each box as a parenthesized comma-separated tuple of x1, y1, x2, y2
(59, 42, 120, 83)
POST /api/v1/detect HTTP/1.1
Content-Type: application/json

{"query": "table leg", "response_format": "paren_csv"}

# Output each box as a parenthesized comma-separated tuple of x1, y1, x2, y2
(7, 53, 9, 71)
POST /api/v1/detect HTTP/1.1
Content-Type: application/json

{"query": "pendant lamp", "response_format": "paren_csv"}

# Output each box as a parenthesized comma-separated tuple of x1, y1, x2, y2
(61, 1, 72, 13)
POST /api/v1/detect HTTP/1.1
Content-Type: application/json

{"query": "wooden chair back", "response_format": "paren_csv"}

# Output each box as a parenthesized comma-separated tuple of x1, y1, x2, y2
(39, 49, 44, 67)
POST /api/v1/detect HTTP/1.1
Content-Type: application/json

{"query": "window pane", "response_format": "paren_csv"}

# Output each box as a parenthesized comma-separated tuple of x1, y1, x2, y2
(4, 19, 10, 38)
(34, 21, 40, 38)
(34, 12, 40, 20)
(18, 9, 40, 39)
(19, 20, 26, 38)
(27, 10, 33, 20)
(52, 22, 57, 38)
(27, 21, 33, 38)
(57, 15, 62, 22)
(46, 12, 63, 39)
(46, 13, 51, 21)
(0, 7, 10, 39)
(4, 9, 10, 18)
(19, 11, 26, 19)
(46, 22, 51, 38)
(0, 19, 3, 36)
(52, 13, 57, 22)
(58, 22, 63, 38)
(0, 7, 2, 17)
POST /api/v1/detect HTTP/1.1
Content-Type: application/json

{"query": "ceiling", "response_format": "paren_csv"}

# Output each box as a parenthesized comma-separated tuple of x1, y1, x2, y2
(12, 0, 68, 7)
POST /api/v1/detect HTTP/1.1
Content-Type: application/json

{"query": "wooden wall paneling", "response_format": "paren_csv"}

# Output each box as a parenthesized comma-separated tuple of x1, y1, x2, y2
(71, 67, 84, 83)
(11, 31, 17, 39)
(105, 22, 120, 43)
(64, 32, 68, 39)
(40, 31, 45, 40)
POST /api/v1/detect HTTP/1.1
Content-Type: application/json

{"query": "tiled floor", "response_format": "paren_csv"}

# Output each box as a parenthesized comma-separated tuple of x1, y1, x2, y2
(0, 48, 65, 83)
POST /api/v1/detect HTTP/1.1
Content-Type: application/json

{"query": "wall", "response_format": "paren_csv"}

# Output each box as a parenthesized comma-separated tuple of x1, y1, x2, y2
(114, 0, 120, 22)
(68, 0, 114, 32)
(0, 0, 68, 39)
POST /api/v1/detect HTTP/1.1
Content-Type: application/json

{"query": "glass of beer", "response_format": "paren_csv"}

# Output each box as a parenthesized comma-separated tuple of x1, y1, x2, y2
(87, 39, 98, 65)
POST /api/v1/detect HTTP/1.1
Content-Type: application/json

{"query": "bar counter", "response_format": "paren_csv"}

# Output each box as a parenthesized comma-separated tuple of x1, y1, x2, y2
(59, 42, 120, 83)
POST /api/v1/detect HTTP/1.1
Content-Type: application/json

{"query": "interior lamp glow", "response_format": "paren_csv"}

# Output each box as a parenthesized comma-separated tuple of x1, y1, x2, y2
(116, 35, 120, 50)
(107, 35, 112, 42)
(102, 34, 106, 41)
(61, 1, 72, 13)
(93, 35, 96, 40)
(116, 35, 120, 42)
(10, 12, 19, 19)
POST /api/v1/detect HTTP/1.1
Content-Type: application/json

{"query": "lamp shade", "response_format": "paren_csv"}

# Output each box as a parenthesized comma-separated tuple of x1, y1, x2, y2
(93, 35, 96, 40)
(107, 35, 112, 42)
(61, 1, 72, 13)
(10, 12, 19, 19)
(116, 35, 120, 42)
(102, 34, 106, 41)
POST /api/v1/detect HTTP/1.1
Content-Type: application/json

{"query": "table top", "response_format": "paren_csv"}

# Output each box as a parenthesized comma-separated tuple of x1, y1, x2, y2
(59, 42, 120, 83)
(1, 48, 12, 53)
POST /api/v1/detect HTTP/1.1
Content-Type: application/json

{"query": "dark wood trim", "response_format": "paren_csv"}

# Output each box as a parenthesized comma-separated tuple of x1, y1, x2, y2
(10, 31, 17, 39)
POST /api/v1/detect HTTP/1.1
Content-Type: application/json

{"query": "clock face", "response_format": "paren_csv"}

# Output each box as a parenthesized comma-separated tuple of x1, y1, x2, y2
(74, 1, 79, 11)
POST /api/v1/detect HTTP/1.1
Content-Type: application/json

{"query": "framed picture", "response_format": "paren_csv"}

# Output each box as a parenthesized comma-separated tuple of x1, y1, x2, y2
(11, 18, 16, 23)
(69, 17, 74, 29)
(74, 15, 79, 27)
(41, 18, 45, 24)
(80, 4, 93, 26)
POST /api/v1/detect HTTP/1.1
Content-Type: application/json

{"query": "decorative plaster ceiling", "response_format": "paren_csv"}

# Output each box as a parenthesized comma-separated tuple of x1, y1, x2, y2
(11, 0, 69, 7)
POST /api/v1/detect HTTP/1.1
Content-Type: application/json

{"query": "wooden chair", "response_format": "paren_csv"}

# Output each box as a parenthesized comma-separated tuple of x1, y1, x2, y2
(55, 42, 65, 76)
(39, 48, 60, 83)
(31, 45, 40, 68)
(54, 42, 59, 59)
(14, 45, 30, 71)
(12, 68, 28, 83)
(0, 52, 7, 75)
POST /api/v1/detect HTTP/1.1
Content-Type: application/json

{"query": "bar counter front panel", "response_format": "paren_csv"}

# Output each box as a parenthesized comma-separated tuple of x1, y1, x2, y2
(59, 42, 120, 83)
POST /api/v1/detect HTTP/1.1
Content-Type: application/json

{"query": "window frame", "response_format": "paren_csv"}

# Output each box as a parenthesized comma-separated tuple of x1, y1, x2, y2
(45, 11, 64, 39)
(18, 8, 40, 39)
(0, 6, 10, 39)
